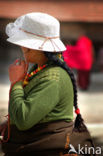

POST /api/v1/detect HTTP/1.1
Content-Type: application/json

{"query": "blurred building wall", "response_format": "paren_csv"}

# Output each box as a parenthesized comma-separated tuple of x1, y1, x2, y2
(0, 0, 103, 73)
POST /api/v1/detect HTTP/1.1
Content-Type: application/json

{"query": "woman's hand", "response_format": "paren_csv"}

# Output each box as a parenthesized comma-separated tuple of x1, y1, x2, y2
(9, 59, 28, 85)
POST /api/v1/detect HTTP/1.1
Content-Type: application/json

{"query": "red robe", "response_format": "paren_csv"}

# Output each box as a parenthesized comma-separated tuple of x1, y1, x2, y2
(63, 36, 93, 70)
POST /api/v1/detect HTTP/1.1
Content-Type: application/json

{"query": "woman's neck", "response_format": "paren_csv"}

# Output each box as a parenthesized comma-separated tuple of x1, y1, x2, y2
(37, 57, 48, 67)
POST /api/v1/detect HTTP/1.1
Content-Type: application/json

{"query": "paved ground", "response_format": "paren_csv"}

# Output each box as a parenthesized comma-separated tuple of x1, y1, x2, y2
(0, 72, 103, 155)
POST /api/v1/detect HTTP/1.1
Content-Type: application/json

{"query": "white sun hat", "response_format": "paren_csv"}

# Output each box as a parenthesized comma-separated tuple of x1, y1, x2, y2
(6, 12, 66, 52)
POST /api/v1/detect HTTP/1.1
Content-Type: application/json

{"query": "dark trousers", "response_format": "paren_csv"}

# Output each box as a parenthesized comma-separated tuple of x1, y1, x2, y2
(77, 70, 90, 90)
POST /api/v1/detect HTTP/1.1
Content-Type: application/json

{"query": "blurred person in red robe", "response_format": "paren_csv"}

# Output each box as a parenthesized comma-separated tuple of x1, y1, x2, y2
(63, 36, 94, 90)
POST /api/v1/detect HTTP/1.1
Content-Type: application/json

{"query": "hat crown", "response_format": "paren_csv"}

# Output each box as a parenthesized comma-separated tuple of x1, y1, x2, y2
(22, 13, 60, 37)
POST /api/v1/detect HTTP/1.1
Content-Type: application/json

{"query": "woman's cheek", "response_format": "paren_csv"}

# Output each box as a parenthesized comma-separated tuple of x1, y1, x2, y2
(27, 55, 35, 63)
(23, 52, 36, 63)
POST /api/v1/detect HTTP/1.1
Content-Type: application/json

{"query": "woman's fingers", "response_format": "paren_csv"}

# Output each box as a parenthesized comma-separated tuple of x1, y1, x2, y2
(21, 60, 25, 66)
(13, 59, 20, 65)
(8, 59, 28, 83)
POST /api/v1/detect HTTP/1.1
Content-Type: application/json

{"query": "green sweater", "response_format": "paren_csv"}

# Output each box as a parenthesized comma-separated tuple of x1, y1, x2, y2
(9, 64, 74, 131)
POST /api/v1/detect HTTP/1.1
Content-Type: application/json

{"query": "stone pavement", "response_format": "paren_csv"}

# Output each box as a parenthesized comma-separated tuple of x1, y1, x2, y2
(0, 72, 103, 155)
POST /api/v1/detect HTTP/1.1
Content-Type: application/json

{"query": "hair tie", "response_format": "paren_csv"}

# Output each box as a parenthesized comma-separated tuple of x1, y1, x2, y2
(75, 108, 80, 115)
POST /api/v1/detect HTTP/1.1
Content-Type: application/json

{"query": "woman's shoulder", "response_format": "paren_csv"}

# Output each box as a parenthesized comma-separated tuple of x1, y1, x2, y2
(24, 65, 72, 94)
(26, 66, 64, 89)
(40, 65, 71, 83)
(24, 66, 61, 94)
(42, 66, 60, 80)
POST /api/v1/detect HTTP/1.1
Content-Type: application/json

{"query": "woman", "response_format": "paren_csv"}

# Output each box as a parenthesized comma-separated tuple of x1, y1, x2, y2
(0, 12, 89, 156)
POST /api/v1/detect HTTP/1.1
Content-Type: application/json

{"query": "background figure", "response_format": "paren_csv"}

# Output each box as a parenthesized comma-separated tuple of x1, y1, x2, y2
(63, 36, 94, 90)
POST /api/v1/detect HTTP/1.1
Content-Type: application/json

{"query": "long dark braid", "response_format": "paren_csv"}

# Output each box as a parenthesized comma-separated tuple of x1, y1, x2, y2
(44, 52, 87, 132)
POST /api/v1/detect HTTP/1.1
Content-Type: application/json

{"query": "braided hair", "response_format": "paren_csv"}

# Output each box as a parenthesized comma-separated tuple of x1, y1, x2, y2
(44, 52, 87, 132)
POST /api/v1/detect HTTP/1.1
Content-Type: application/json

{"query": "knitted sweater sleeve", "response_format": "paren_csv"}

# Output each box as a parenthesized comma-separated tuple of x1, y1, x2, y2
(9, 77, 59, 131)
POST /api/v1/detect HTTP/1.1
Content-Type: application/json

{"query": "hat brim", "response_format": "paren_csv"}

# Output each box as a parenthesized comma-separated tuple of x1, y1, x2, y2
(7, 30, 66, 52)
